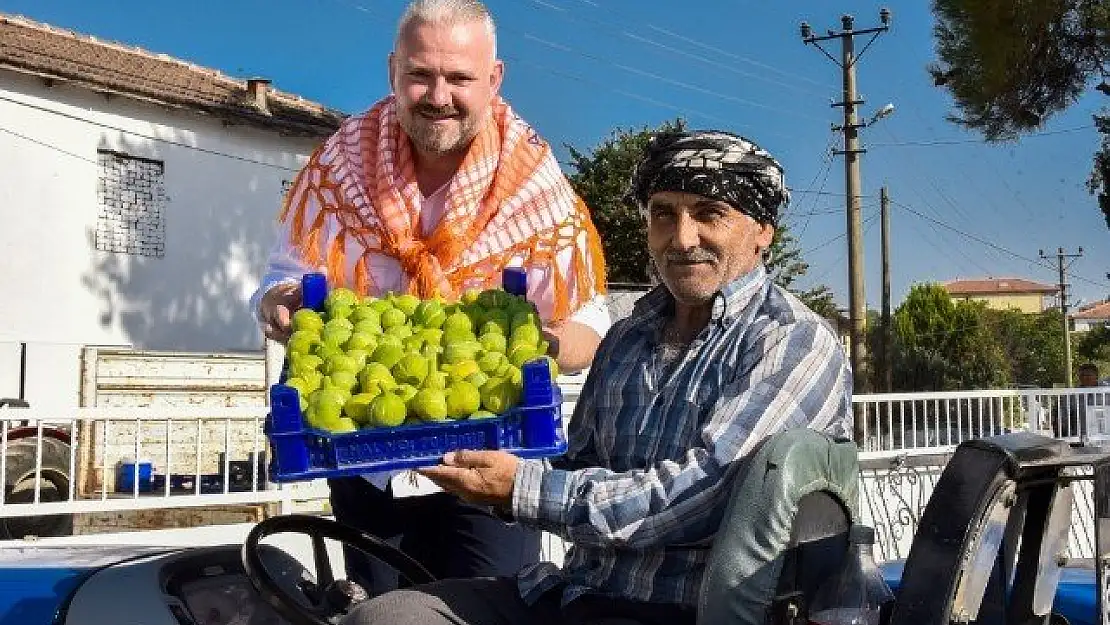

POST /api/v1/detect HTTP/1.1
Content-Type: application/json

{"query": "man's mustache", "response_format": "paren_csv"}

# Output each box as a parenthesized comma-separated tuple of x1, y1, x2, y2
(415, 103, 460, 118)
(665, 249, 716, 264)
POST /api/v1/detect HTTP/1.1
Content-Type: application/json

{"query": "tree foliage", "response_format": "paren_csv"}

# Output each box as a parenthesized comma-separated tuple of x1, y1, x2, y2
(1075, 324, 1110, 376)
(891, 283, 1009, 391)
(766, 228, 839, 319)
(884, 282, 1090, 391)
(566, 119, 687, 284)
(566, 120, 839, 318)
(929, 0, 1110, 227)
(930, 0, 1109, 138)
(981, 307, 1067, 387)
(1088, 114, 1110, 228)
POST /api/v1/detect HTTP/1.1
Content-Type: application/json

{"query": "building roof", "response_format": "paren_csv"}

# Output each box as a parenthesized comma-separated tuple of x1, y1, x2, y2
(1073, 301, 1110, 320)
(943, 278, 1058, 296)
(0, 13, 346, 137)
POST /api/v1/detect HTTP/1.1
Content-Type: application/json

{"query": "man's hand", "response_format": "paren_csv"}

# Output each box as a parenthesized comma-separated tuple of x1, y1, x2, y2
(417, 450, 518, 508)
(259, 282, 302, 343)
(542, 320, 601, 374)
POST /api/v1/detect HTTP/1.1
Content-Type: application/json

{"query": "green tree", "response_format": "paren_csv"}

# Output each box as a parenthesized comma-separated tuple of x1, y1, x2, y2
(566, 120, 686, 283)
(864, 308, 888, 391)
(981, 307, 1066, 387)
(891, 283, 1009, 391)
(929, 0, 1110, 227)
(1075, 324, 1110, 376)
(566, 120, 839, 315)
(766, 228, 840, 320)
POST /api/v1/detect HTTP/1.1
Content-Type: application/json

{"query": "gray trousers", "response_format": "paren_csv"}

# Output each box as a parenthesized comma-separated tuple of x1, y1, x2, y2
(339, 576, 696, 625)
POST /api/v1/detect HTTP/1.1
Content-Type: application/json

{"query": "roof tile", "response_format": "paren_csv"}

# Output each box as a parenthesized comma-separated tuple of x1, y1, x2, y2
(0, 13, 346, 137)
(942, 278, 1058, 295)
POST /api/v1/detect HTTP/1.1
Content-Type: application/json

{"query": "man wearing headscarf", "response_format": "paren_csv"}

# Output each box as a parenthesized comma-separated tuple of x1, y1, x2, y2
(344, 130, 853, 625)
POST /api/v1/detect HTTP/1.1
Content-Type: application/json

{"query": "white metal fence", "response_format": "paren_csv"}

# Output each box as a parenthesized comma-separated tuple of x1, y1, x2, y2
(0, 385, 1107, 562)
(854, 387, 1110, 451)
(0, 406, 329, 520)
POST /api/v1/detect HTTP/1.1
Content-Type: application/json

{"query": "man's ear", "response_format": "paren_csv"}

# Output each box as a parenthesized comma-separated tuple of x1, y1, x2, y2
(387, 52, 397, 92)
(490, 59, 504, 98)
(757, 224, 775, 250)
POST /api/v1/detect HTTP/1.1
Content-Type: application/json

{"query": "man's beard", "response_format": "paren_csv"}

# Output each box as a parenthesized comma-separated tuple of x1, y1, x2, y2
(400, 103, 483, 155)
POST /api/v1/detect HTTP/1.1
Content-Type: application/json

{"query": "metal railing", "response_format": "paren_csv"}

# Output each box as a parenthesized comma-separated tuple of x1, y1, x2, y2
(0, 406, 328, 521)
(854, 387, 1110, 451)
(0, 385, 1107, 561)
(857, 447, 1099, 562)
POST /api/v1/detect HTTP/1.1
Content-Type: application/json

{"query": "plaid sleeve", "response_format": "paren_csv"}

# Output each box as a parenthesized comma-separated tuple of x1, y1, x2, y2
(512, 321, 618, 534)
(511, 319, 850, 548)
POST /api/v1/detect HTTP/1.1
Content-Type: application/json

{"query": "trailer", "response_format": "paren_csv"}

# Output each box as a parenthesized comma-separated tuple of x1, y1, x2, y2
(0, 342, 281, 539)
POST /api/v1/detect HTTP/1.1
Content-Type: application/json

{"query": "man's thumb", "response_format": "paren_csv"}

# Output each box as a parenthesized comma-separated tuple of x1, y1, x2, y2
(275, 304, 292, 326)
(445, 450, 491, 467)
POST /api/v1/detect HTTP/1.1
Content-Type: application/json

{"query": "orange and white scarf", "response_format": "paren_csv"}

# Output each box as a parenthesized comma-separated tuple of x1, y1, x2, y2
(279, 95, 607, 322)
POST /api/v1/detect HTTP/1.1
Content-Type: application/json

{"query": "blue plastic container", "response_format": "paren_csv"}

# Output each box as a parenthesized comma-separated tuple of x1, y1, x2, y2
(264, 270, 568, 482)
(115, 460, 153, 493)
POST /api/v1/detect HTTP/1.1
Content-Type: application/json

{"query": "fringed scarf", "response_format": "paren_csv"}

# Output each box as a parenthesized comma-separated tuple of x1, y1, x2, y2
(279, 95, 607, 322)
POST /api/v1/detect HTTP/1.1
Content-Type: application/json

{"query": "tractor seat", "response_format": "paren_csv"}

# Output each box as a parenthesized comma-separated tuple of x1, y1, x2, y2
(698, 428, 861, 625)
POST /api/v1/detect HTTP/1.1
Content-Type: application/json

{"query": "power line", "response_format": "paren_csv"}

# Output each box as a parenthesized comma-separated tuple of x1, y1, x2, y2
(501, 54, 736, 128)
(802, 207, 880, 256)
(0, 125, 97, 164)
(891, 199, 1110, 290)
(902, 211, 985, 275)
(521, 33, 815, 120)
(912, 207, 998, 277)
(0, 93, 303, 172)
(891, 199, 1040, 266)
(788, 142, 838, 238)
(807, 211, 881, 284)
(330, 0, 786, 136)
(788, 189, 876, 198)
(781, 138, 835, 214)
(643, 23, 837, 92)
(875, 125, 1023, 270)
(884, 97, 1051, 227)
(529, 0, 832, 98)
(883, 125, 1035, 232)
(869, 124, 1094, 147)
(791, 207, 859, 218)
(341, 0, 821, 125)
(353, 0, 823, 125)
(572, 0, 836, 92)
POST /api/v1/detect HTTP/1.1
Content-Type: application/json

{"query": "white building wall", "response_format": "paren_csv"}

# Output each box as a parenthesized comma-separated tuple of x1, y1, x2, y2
(1074, 318, 1109, 333)
(0, 71, 327, 409)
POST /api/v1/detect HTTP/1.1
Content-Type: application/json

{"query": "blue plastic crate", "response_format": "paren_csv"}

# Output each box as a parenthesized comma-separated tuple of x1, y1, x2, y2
(264, 269, 568, 482)
(115, 460, 153, 493)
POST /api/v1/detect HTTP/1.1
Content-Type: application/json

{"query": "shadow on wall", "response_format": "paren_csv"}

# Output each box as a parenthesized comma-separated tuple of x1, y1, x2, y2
(81, 129, 297, 352)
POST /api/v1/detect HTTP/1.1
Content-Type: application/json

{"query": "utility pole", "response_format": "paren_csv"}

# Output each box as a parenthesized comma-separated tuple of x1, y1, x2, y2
(801, 9, 892, 397)
(1040, 247, 1084, 386)
(880, 186, 892, 392)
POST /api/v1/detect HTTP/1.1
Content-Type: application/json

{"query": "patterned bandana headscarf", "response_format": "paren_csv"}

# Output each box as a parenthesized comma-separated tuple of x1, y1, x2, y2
(626, 130, 789, 226)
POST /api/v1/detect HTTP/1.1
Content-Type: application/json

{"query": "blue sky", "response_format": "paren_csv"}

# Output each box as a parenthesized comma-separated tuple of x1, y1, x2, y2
(5, 0, 1109, 310)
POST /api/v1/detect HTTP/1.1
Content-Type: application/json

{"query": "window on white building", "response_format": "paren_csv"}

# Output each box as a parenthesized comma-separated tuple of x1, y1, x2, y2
(95, 150, 167, 258)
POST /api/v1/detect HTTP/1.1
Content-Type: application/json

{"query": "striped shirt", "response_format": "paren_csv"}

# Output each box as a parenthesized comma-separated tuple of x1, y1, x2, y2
(510, 263, 852, 609)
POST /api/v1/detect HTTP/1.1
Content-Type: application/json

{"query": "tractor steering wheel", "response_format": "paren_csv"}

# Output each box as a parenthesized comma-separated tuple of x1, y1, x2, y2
(243, 514, 435, 625)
